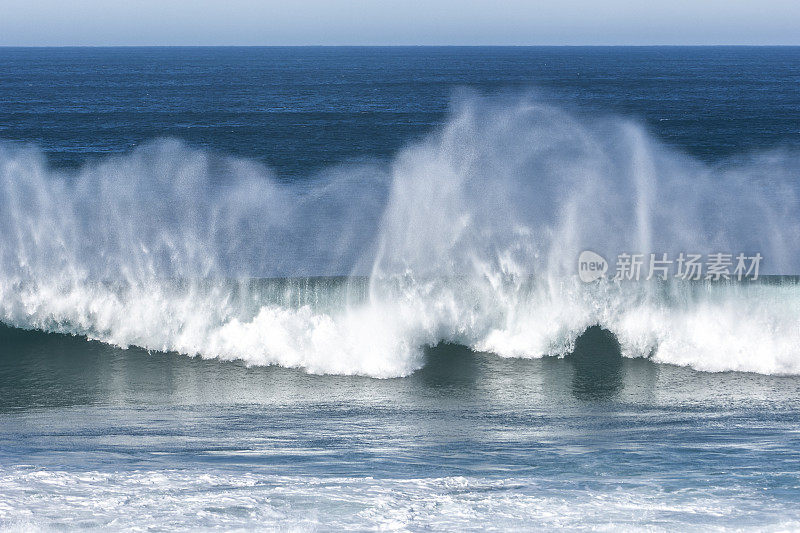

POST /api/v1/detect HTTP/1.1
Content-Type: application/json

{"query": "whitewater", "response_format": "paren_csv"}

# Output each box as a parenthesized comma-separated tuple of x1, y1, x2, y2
(2, 95, 799, 377)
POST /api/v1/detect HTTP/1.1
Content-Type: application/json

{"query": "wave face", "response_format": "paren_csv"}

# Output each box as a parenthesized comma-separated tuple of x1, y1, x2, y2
(2, 94, 800, 377)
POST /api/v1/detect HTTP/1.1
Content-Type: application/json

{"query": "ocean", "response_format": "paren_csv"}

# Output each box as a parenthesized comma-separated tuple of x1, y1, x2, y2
(1, 47, 800, 530)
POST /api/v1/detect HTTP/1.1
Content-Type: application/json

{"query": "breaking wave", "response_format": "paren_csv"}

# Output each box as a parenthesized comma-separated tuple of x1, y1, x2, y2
(2, 94, 799, 377)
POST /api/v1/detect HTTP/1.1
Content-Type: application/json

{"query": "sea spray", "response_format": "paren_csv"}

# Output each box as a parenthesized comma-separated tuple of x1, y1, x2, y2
(1, 94, 799, 376)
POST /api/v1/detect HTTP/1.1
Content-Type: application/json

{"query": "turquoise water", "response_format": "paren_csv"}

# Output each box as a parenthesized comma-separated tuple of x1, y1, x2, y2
(2, 325, 800, 530)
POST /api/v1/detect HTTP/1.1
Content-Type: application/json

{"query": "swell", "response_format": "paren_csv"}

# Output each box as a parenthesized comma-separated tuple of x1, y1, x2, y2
(1, 93, 799, 377)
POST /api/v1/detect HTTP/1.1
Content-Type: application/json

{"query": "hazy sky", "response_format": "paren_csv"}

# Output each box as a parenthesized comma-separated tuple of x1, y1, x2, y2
(2, 0, 799, 46)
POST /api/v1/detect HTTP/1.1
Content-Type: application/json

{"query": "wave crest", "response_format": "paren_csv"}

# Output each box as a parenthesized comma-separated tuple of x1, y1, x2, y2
(2, 94, 799, 376)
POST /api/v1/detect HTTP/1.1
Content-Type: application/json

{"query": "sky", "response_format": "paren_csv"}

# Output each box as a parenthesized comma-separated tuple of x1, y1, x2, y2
(1, 0, 799, 46)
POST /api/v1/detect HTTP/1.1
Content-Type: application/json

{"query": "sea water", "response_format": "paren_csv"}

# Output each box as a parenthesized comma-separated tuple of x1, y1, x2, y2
(1, 47, 800, 530)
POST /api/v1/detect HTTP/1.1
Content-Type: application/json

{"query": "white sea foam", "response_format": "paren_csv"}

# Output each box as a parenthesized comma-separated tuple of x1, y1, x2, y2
(1, 467, 797, 531)
(1, 94, 799, 376)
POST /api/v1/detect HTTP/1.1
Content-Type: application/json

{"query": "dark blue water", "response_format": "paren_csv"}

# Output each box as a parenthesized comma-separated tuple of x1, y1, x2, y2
(1, 47, 800, 530)
(2, 47, 799, 173)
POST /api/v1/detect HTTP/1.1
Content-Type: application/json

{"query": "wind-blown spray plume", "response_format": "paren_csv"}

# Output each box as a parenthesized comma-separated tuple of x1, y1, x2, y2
(1, 94, 799, 376)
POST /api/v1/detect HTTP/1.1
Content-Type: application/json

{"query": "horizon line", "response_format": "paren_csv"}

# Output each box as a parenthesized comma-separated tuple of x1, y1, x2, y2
(2, 44, 800, 48)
